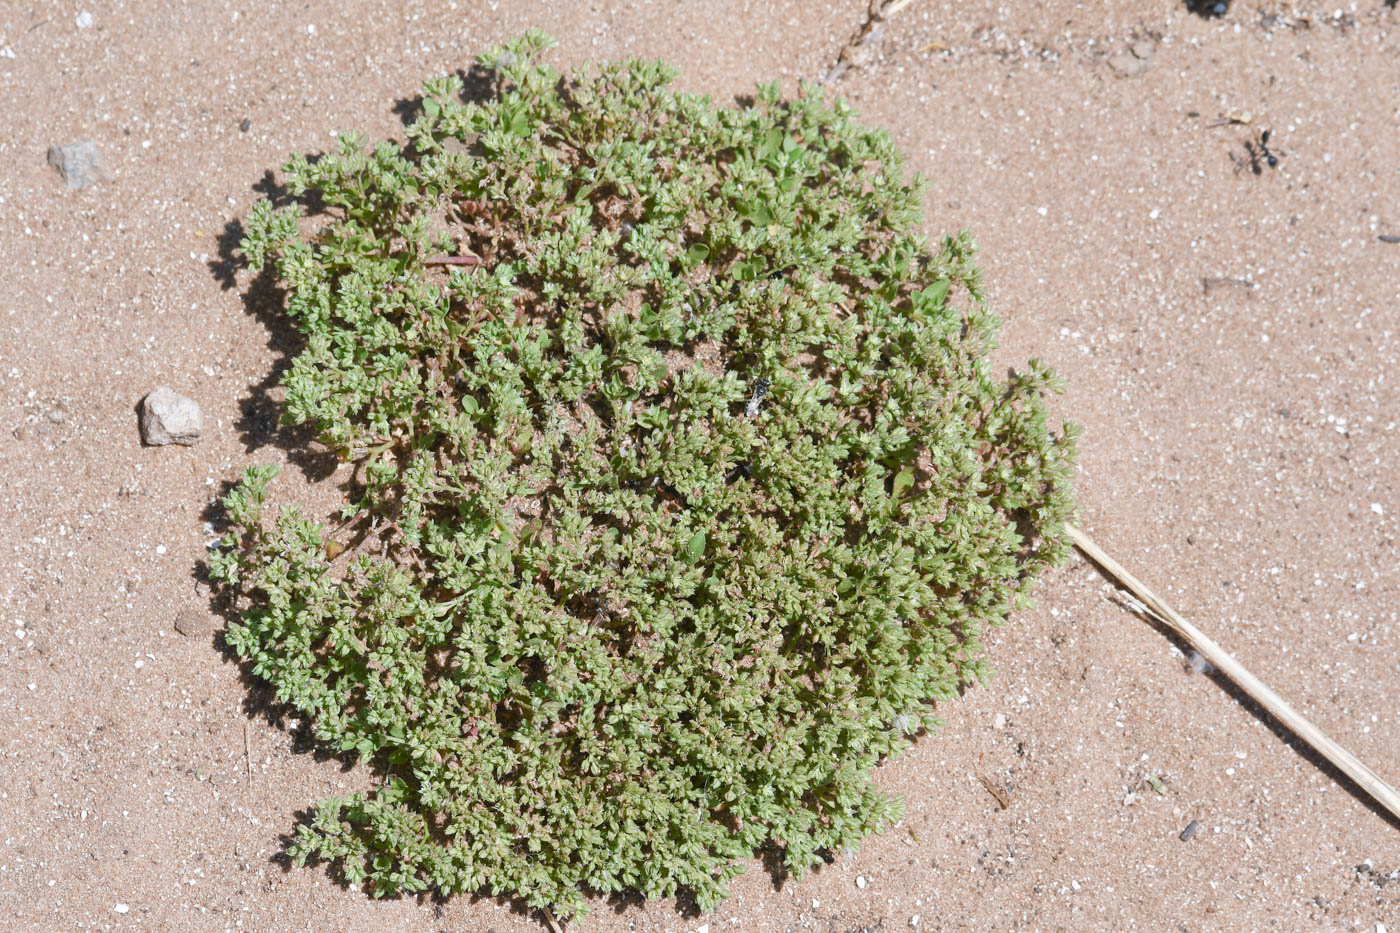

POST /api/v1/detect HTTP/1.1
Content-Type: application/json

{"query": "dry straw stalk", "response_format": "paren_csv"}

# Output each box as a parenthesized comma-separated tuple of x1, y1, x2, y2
(1066, 523, 1400, 824)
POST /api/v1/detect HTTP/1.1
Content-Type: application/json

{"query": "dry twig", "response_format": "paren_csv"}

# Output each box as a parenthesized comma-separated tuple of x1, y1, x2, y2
(1066, 522, 1400, 824)
(824, 0, 921, 83)
(243, 721, 254, 781)
(975, 754, 1010, 809)
(1200, 276, 1254, 294)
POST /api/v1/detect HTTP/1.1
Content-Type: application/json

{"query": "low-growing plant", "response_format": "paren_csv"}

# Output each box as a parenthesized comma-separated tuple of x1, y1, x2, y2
(212, 30, 1077, 920)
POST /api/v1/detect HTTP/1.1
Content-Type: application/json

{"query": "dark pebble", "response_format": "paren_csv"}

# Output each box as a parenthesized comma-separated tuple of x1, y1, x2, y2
(1179, 819, 1199, 842)
(239, 118, 251, 133)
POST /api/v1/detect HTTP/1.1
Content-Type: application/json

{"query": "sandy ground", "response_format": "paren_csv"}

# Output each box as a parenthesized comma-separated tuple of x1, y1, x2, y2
(2, 1, 1399, 930)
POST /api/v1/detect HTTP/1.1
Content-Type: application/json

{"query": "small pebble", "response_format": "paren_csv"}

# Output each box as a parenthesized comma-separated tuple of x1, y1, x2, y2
(1107, 50, 1151, 77)
(1179, 819, 1199, 842)
(174, 609, 213, 638)
(47, 140, 108, 190)
(993, 713, 1007, 730)
(139, 387, 203, 446)
(113, 903, 129, 914)
(239, 117, 251, 133)
(855, 875, 867, 889)
(76, 10, 94, 28)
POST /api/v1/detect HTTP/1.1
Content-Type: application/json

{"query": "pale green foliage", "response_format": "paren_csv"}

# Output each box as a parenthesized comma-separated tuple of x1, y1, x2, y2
(214, 31, 1077, 920)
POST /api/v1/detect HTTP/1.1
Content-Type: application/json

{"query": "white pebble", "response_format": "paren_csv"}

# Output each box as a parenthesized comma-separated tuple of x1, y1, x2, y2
(1371, 503, 1384, 516)
(1037, 206, 1048, 216)
(856, 875, 867, 889)
(139, 387, 203, 447)
(993, 713, 1006, 729)
(76, 11, 94, 28)
(113, 903, 130, 914)
(156, 545, 167, 555)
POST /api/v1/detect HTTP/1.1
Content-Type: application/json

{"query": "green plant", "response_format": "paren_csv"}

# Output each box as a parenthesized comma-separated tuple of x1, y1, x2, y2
(213, 30, 1077, 920)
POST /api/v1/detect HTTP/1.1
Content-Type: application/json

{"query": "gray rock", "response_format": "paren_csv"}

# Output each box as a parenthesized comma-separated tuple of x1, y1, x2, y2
(47, 141, 108, 190)
(140, 387, 203, 446)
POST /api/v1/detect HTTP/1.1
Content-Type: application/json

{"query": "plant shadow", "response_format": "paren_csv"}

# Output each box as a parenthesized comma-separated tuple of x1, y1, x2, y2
(391, 62, 501, 127)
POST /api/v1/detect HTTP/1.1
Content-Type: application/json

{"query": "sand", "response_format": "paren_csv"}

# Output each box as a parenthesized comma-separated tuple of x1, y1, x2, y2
(1, 2, 1397, 930)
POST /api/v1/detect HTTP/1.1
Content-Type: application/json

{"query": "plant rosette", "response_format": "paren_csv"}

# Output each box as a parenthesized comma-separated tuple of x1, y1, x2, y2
(213, 30, 1077, 921)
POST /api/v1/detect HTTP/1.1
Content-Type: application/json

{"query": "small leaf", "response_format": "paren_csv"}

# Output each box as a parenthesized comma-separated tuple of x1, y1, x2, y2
(422, 98, 441, 119)
(920, 279, 951, 308)
(684, 244, 710, 268)
(892, 468, 915, 499)
(685, 529, 707, 562)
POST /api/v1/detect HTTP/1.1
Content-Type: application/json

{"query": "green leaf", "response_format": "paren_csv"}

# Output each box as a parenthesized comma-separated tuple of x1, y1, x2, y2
(919, 279, 950, 308)
(684, 243, 710, 268)
(892, 468, 915, 499)
(685, 529, 707, 562)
